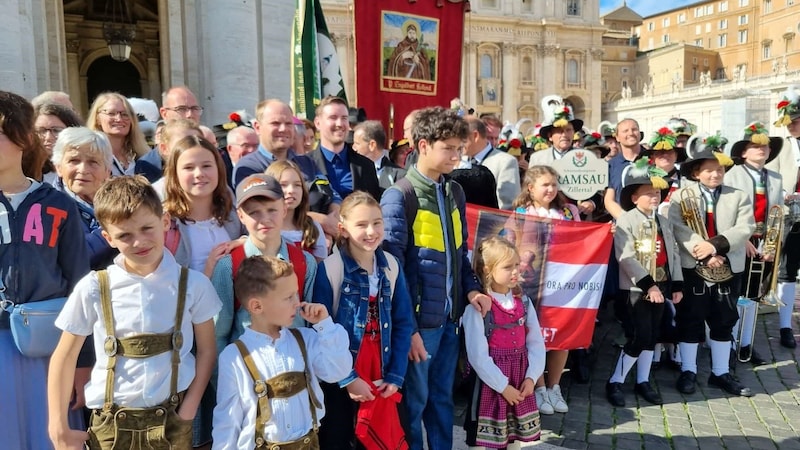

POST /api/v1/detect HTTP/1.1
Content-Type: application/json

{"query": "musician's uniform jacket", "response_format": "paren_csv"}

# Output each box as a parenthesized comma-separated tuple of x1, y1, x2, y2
(723, 165, 783, 236)
(766, 136, 800, 195)
(667, 184, 755, 275)
(615, 210, 683, 295)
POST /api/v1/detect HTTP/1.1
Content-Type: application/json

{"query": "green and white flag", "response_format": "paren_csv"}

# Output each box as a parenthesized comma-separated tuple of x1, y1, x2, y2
(291, 0, 347, 119)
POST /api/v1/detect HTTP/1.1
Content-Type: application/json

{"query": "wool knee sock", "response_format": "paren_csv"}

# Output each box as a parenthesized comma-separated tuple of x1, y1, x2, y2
(678, 342, 698, 373)
(779, 282, 796, 329)
(636, 350, 655, 384)
(709, 338, 732, 376)
(652, 343, 663, 362)
(609, 351, 638, 384)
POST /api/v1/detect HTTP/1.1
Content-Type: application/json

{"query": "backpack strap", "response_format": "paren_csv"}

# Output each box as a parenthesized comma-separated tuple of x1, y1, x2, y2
(482, 294, 530, 339)
(231, 245, 247, 311)
(326, 247, 400, 317)
(394, 177, 418, 236)
(234, 339, 271, 448)
(285, 243, 307, 301)
(288, 328, 322, 432)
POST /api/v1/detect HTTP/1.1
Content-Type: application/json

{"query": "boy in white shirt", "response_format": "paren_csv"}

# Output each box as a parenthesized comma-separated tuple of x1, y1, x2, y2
(47, 176, 222, 450)
(212, 255, 351, 450)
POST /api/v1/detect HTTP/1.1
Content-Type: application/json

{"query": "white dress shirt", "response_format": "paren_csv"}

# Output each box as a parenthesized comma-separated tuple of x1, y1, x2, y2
(212, 319, 352, 449)
(55, 250, 222, 408)
(462, 290, 546, 394)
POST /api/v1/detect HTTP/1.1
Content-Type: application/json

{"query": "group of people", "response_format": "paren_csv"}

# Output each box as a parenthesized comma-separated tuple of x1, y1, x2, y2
(0, 82, 798, 450)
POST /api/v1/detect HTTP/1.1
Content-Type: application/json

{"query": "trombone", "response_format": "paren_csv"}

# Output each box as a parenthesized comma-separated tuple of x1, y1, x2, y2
(679, 189, 734, 283)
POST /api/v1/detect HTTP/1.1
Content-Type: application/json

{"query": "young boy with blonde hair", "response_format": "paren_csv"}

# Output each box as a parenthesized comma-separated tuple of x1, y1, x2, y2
(48, 176, 221, 450)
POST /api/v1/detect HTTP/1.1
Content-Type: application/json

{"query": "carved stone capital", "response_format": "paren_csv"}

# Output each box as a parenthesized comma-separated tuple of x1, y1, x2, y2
(502, 43, 518, 56)
(66, 39, 80, 53)
(590, 48, 605, 59)
(466, 41, 479, 52)
(543, 44, 560, 56)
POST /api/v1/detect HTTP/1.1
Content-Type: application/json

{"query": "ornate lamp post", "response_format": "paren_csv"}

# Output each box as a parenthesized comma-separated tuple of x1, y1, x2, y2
(102, 0, 136, 62)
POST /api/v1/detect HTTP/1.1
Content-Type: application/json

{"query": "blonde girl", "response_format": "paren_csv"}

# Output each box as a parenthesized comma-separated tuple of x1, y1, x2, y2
(86, 93, 149, 176)
(463, 236, 545, 449)
(313, 191, 414, 449)
(265, 160, 328, 260)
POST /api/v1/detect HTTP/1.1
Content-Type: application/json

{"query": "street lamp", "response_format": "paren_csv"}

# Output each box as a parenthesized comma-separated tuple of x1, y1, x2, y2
(102, 0, 136, 62)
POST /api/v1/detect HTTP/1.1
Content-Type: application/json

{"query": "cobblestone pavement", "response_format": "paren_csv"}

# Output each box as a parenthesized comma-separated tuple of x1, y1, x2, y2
(451, 294, 800, 450)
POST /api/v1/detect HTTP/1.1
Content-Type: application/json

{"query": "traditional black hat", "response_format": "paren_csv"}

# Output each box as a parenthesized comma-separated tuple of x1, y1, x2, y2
(620, 157, 670, 211)
(538, 95, 583, 140)
(579, 130, 611, 159)
(775, 84, 800, 126)
(729, 121, 783, 165)
(679, 132, 733, 180)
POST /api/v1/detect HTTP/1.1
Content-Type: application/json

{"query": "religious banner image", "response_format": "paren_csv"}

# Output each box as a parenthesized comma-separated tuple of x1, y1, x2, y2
(380, 12, 438, 96)
(465, 204, 612, 351)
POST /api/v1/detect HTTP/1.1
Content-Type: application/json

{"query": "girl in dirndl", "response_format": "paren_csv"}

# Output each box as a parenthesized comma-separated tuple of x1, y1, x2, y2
(463, 237, 546, 449)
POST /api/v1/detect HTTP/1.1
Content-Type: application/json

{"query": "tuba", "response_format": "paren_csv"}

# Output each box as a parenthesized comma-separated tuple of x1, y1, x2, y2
(679, 189, 734, 283)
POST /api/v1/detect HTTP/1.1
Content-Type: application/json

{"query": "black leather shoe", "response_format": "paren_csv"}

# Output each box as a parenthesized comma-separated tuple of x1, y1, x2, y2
(738, 346, 768, 366)
(676, 371, 697, 394)
(635, 382, 663, 405)
(606, 382, 625, 407)
(780, 328, 797, 349)
(708, 372, 753, 397)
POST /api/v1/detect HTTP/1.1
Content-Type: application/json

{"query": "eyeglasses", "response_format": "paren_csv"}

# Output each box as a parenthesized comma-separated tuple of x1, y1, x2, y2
(35, 127, 65, 138)
(99, 110, 131, 120)
(164, 106, 204, 115)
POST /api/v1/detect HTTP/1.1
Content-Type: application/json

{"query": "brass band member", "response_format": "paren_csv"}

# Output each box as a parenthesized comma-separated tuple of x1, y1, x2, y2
(767, 85, 800, 349)
(668, 134, 755, 397)
(606, 158, 683, 407)
(724, 122, 784, 365)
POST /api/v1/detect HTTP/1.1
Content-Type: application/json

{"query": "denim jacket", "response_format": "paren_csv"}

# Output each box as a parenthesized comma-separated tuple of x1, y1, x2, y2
(314, 248, 414, 388)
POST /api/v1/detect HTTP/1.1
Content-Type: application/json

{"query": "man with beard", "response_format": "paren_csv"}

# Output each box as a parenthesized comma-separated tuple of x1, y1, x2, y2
(386, 22, 432, 80)
(604, 118, 645, 219)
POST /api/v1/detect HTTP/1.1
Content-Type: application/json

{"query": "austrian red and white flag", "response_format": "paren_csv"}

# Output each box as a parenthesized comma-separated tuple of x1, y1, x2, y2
(465, 204, 612, 351)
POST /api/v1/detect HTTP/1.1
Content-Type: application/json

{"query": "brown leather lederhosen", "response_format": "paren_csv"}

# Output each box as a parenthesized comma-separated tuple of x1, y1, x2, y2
(234, 328, 322, 450)
(86, 268, 193, 450)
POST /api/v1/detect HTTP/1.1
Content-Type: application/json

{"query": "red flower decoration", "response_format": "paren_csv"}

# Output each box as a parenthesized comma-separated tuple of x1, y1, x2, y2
(591, 132, 601, 139)
(658, 127, 671, 135)
(510, 138, 522, 148)
(778, 100, 790, 109)
(750, 124, 757, 131)
(229, 112, 241, 122)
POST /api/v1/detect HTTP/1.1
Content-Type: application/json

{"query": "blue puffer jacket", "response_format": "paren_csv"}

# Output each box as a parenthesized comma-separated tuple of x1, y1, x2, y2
(314, 247, 414, 388)
(380, 166, 482, 330)
(0, 183, 89, 329)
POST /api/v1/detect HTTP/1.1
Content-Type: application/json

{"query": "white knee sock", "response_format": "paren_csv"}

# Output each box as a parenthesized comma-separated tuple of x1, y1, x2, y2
(736, 301, 757, 347)
(779, 282, 796, 329)
(637, 350, 655, 383)
(709, 338, 731, 376)
(679, 342, 698, 373)
(609, 352, 638, 384)
(652, 343, 663, 362)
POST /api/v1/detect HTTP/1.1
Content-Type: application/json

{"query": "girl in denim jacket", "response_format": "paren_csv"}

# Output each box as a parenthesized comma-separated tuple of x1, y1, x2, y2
(314, 191, 415, 449)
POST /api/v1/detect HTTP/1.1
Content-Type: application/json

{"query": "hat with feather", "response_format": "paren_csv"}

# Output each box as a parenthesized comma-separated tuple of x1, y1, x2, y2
(680, 132, 733, 180)
(597, 120, 616, 139)
(665, 117, 697, 137)
(497, 119, 532, 157)
(729, 121, 782, 164)
(774, 85, 800, 127)
(579, 130, 611, 159)
(526, 123, 550, 152)
(620, 157, 670, 211)
(539, 95, 583, 140)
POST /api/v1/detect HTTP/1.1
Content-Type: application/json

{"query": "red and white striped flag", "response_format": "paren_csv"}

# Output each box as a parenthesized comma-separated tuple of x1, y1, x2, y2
(465, 204, 612, 350)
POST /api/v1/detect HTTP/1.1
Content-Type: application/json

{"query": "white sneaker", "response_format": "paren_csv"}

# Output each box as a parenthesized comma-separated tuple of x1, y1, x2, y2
(535, 387, 554, 415)
(548, 385, 569, 413)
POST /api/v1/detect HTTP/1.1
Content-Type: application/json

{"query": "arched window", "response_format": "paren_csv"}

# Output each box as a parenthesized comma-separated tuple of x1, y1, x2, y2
(567, 59, 579, 85)
(480, 54, 493, 78)
(521, 56, 532, 82)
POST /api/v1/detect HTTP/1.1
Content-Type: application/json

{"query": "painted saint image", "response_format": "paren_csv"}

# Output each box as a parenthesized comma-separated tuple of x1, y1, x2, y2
(386, 21, 431, 80)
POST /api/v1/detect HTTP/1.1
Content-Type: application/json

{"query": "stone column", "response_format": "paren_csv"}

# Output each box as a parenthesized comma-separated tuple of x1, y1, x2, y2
(259, 1, 293, 104)
(0, 0, 37, 95)
(502, 43, 518, 121)
(540, 44, 560, 94)
(145, 46, 161, 101)
(65, 40, 84, 114)
(588, 48, 604, 128)
(466, 42, 479, 108)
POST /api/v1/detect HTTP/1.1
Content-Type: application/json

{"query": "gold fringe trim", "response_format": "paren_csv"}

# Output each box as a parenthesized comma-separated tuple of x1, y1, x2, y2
(553, 118, 569, 128)
(650, 176, 668, 190)
(714, 152, 734, 167)
(750, 133, 770, 145)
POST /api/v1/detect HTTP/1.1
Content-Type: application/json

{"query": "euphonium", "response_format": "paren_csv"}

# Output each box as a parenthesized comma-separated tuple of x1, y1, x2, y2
(759, 205, 785, 307)
(679, 189, 734, 283)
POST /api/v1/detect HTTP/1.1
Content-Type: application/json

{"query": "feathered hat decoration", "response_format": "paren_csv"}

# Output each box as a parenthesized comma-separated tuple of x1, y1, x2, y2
(665, 117, 696, 137)
(450, 98, 468, 117)
(628, 156, 669, 190)
(582, 131, 606, 148)
(541, 95, 574, 128)
(498, 118, 532, 156)
(222, 109, 256, 130)
(524, 123, 549, 152)
(774, 84, 800, 127)
(685, 132, 733, 167)
(649, 127, 677, 151)
(741, 121, 770, 146)
(127, 97, 159, 123)
(597, 120, 616, 138)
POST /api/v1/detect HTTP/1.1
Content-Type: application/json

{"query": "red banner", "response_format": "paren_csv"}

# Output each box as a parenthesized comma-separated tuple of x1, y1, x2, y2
(465, 204, 613, 350)
(354, 0, 467, 142)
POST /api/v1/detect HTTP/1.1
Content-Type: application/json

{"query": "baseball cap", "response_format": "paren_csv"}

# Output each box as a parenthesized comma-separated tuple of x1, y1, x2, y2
(235, 174, 284, 208)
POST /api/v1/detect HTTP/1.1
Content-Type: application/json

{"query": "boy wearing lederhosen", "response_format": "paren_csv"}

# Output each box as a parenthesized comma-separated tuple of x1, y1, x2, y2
(724, 122, 784, 365)
(667, 133, 756, 397)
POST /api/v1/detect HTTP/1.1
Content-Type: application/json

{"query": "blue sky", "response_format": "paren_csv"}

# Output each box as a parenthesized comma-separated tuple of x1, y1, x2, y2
(600, 0, 698, 17)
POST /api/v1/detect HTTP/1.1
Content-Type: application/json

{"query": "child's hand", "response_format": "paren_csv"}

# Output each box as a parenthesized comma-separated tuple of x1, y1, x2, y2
(519, 378, 535, 398)
(70, 367, 91, 410)
(346, 378, 376, 402)
(609, 221, 617, 234)
(378, 382, 400, 398)
(203, 242, 233, 278)
(49, 428, 89, 450)
(176, 403, 197, 421)
(300, 302, 329, 324)
(501, 385, 524, 406)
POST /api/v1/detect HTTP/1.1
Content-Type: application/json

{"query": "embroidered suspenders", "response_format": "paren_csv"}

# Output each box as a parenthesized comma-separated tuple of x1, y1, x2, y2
(97, 267, 189, 409)
(234, 328, 323, 449)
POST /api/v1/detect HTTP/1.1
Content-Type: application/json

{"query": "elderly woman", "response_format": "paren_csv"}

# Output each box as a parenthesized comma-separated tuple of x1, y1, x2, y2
(86, 92, 151, 177)
(51, 127, 117, 269)
(34, 103, 84, 185)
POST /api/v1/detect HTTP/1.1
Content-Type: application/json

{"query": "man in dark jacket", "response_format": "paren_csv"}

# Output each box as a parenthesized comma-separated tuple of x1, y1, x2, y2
(352, 120, 406, 195)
